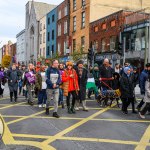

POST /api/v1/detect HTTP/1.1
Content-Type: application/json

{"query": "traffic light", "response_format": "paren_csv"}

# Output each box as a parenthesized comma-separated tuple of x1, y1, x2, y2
(88, 48, 94, 65)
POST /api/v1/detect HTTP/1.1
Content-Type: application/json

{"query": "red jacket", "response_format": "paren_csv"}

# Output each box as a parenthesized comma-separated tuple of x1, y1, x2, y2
(62, 69, 79, 92)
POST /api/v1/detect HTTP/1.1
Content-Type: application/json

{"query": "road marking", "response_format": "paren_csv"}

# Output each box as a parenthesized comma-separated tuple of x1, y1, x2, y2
(3, 115, 150, 123)
(6, 107, 55, 125)
(135, 125, 150, 150)
(0, 102, 27, 110)
(42, 103, 116, 145)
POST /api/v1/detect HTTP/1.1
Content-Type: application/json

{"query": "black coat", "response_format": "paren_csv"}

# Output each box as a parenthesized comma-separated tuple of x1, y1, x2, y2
(99, 65, 114, 88)
(120, 73, 135, 98)
(76, 67, 88, 100)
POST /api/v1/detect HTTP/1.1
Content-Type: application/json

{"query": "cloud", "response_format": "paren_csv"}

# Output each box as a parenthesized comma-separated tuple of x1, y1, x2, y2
(0, 0, 63, 46)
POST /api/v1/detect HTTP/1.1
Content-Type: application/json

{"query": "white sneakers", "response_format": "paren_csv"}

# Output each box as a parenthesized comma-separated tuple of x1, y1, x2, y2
(139, 112, 145, 119)
(39, 104, 46, 108)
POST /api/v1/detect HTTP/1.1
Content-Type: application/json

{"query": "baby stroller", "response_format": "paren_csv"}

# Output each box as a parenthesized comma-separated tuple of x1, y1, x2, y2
(97, 78, 121, 107)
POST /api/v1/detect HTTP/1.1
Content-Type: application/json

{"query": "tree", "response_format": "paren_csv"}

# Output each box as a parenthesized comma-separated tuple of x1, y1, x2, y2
(71, 47, 84, 62)
(2, 55, 11, 68)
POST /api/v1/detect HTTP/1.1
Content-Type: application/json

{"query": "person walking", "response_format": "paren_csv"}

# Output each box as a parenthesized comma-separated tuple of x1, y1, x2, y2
(62, 61, 79, 114)
(7, 64, 20, 102)
(35, 66, 47, 108)
(58, 63, 65, 108)
(139, 74, 150, 119)
(120, 67, 137, 114)
(137, 63, 150, 111)
(45, 60, 60, 118)
(75, 60, 88, 111)
(0, 67, 6, 98)
(23, 63, 36, 105)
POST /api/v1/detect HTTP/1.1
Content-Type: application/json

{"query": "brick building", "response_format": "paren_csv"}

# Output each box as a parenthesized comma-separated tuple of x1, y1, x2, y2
(10, 43, 16, 63)
(89, 10, 130, 66)
(57, 0, 70, 59)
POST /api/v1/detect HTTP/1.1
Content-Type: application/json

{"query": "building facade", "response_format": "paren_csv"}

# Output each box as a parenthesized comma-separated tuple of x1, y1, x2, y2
(57, 0, 70, 58)
(2, 41, 12, 57)
(10, 43, 16, 63)
(25, 1, 56, 64)
(46, 7, 57, 58)
(16, 29, 26, 64)
(69, 0, 149, 54)
(39, 16, 46, 58)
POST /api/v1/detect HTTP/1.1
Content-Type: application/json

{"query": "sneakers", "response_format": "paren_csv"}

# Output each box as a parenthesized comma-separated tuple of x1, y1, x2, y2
(75, 106, 79, 111)
(139, 112, 145, 119)
(53, 112, 60, 118)
(42, 104, 46, 108)
(39, 104, 42, 108)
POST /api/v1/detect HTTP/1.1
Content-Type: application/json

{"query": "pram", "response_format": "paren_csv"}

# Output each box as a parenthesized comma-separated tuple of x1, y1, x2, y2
(97, 78, 121, 107)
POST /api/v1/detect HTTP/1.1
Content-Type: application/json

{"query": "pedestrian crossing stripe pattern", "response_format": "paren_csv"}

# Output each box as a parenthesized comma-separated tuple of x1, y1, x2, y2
(0, 97, 150, 150)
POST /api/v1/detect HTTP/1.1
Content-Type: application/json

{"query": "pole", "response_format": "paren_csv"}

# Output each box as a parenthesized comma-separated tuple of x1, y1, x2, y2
(145, 25, 148, 64)
(123, 36, 126, 65)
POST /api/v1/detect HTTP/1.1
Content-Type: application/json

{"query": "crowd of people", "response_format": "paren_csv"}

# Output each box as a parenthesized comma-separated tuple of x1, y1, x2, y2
(0, 58, 150, 119)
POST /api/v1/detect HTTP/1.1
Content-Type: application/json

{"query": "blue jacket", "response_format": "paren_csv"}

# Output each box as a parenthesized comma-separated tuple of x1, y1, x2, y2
(139, 69, 148, 94)
(46, 67, 61, 89)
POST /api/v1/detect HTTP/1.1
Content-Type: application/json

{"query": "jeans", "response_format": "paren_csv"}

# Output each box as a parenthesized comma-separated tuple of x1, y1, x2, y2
(46, 88, 59, 112)
(26, 85, 34, 103)
(38, 89, 47, 105)
(59, 88, 63, 104)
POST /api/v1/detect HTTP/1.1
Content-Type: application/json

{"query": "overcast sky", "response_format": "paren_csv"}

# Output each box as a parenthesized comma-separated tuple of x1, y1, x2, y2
(0, 0, 63, 47)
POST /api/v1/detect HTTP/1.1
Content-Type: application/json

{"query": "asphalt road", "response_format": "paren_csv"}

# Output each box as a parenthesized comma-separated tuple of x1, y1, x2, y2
(0, 86, 150, 150)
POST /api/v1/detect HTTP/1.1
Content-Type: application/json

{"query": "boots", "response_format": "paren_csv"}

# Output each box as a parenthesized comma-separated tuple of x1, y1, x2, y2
(67, 107, 72, 114)
(61, 102, 65, 109)
(71, 106, 76, 114)
(45, 108, 49, 115)
(10, 92, 13, 102)
(82, 101, 88, 111)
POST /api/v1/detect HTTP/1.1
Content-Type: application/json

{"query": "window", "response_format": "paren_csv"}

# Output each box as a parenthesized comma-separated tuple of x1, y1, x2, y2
(58, 24, 61, 36)
(52, 45, 54, 55)
(52, 14, 55, 22)
(101, 38, 106, 52)
(40, 34, 42, 44)
(111, 20, 116, 27)
(81, 36, 85, 48)
(43, 32, 45, 43)
(73, 16, 76, 32)
(58, 10, 61, 20)
(40, 48, 42, 56)
(52, 30, 54, 40)
(82, 0, 86, 7)
(64, 21, 67, 34)
(94, 40, 98, 50)
(94, 26, 98, 32)
(43, 47, 45, 57)
(47, 46, 50, 55)
(64, 6, 67, 16)
(73, 0, 76, 11)
(58, 43, 61, 54)
(48, 17, 50, 25)
(73, 39, 76, 51)
(47, 32, 50, 41)
(102, 23, 106, 30)
(81, 12, 85, 28)
(43, 24, 45, 30)
(110, 36, 116, 51)
(40, 23, 42, 31)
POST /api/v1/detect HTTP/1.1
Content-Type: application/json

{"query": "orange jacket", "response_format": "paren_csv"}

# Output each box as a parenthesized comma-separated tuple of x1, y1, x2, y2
(62, 69, 79, 92)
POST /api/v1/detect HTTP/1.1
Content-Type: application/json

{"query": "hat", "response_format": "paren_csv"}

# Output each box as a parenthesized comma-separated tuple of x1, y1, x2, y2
(66, 61, 73, 66)
(76, 60, 84, 66)
(124, 67, 130, 75)
(94, 63, 98, 67)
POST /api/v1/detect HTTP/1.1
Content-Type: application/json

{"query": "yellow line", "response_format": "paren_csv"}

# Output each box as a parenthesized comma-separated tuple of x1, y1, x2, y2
(59, 136, 139, 145)
(3, 115, 150, 123)
(42, 103, 116, 145)
(0, 101, 27, 110)
(6, 107, 54, 125)
(12, 133, 51, 139)
(135, 125, 150, 150)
